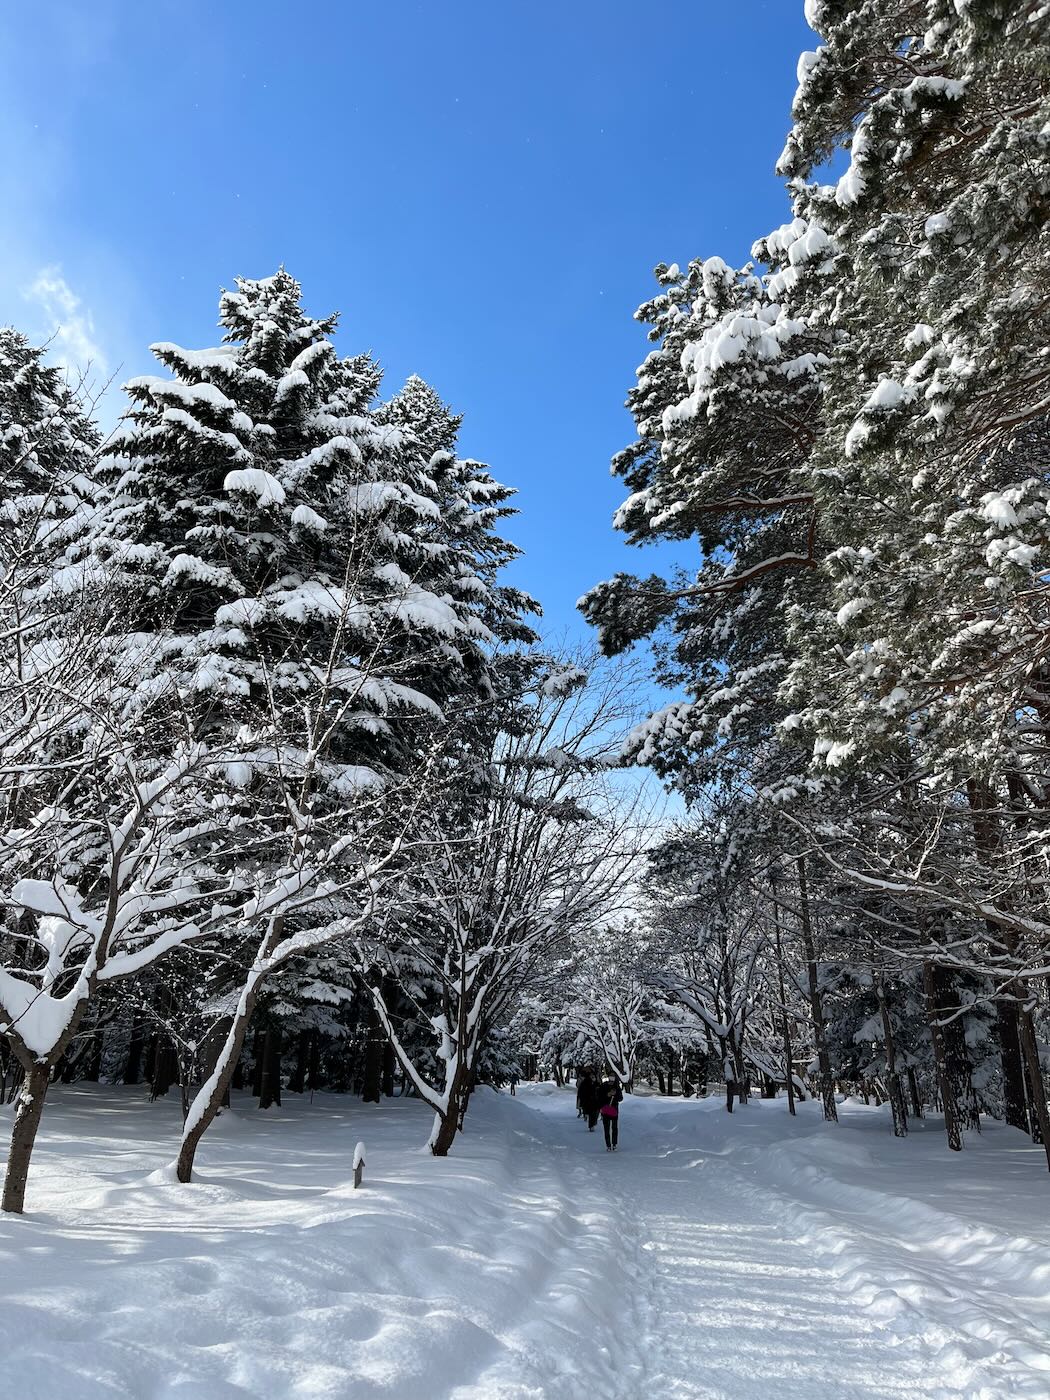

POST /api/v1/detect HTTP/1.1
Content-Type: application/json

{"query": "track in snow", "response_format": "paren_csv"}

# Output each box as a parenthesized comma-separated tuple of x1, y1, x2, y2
(493, 1088, 1012, 1400)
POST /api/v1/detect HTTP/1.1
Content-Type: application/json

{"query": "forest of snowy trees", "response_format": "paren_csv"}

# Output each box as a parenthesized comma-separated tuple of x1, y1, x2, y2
(0, 269, 653, 1212)
(2, 0, 1050, 1224)
(582, 0, 1050, 1161)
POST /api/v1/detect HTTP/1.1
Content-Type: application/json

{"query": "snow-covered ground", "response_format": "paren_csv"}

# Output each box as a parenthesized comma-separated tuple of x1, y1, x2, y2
(1, 1083, 1047, 1399)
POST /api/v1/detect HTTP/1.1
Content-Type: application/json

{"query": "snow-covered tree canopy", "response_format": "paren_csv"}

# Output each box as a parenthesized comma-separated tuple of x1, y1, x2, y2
(580, 0, 1050, 1162)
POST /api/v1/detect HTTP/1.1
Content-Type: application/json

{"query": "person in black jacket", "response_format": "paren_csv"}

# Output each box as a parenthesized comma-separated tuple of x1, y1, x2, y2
(599, 1079, 623, 1151)
(577, 1071, 601, 1131)
(576, 1070, 591, 1118)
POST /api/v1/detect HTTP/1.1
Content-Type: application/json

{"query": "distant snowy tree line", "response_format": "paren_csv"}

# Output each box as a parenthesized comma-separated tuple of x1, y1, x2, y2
(578, 0, 1050, 1164)
(0, 273, 645, 1211)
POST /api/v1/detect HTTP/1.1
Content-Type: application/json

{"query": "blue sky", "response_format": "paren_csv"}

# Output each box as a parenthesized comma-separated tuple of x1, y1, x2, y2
(0, 1, 813, 640)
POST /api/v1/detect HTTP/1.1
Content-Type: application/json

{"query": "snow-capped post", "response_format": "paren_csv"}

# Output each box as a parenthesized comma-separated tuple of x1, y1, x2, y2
(352, 1141, 365, 1189)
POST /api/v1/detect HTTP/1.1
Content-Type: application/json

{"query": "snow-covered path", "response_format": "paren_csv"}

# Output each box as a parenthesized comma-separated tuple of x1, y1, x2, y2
(527, 1106, 938, 1399)
(1, 1084, 1047, 1399)
(496, 1089, 1029, 1400)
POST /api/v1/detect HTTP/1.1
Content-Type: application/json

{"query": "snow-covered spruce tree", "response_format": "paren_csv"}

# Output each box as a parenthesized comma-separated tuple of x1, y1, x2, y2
(0, 326, 99, 552)
(575, 220, 860, 1119)
(95, 269, 534, 759)
(774, 0, 1050, 1156)
(0, 526, 439, 1214)
(0, 327, 105, 835)
(578, 233, 834, 801)
(776, 0, 1050, 768)
(582, 4, 1050, 1157)
(85, 270, 540, 1177)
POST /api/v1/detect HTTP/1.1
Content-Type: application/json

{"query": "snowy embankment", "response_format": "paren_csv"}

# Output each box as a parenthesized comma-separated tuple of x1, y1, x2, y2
(1, 1085, 1048, 1399)
(602, 1092, 1050, 1398)
(720, 1099, 1050, 1388)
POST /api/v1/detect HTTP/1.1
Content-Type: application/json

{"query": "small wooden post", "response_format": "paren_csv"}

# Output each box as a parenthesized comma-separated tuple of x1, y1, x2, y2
(352, 1141, 365, 1189)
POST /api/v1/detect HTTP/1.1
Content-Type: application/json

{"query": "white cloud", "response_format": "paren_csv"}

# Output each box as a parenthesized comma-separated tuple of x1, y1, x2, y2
(23, 265, 109, 380)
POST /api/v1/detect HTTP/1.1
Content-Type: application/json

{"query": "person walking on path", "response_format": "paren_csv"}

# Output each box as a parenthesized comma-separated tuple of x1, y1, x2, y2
(576, 1071, 592, 1119)
(599, 1079, 623, 1151)
(579, 1072, 602, 1132)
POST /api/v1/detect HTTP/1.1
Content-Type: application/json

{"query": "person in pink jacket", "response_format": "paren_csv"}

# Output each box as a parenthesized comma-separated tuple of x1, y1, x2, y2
(598, 1079, 623, 1151)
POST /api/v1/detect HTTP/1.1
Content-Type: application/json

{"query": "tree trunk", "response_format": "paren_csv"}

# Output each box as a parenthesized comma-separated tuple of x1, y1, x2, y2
(997, 996, 1030, 1132)
(723, 1043, 737, 1113)
(907, 1067, 923, 1119)
(149, 1037, 177, 1101)
(251, 1029, 265, 1099)
(361, 998, 384, 1104)
(259, 1025, 282, 1110)
(124, 1014, 145, 1086)
(797, 856, 837, 1122)
(771, 885, 797, 1116)
(379, 974, 397, 1097)
(968, 778, 1029, 1133)
(430, 1059, 473, 1157)
(306, 1028, 321, 1091)
(1018, 1005, 1050, 1170)
(381, 1039, 396, 1098)
(85, 1032, 104, 1083)
(2, 1063, 51, 1214)
(288, 1029, 310, 1094)
(875, 974, 908, 1138)
(176, 925, 288, 1182)
(922, 961, 962, 1151)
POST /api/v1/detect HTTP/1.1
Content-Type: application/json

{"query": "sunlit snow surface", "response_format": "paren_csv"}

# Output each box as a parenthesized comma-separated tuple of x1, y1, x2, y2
(1, 1084, 1047, 1398)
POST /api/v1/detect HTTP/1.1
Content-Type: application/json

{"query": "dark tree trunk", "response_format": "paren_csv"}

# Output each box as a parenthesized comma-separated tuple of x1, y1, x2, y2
(251, 1029, 265, 1099)
(144, 1033, 159, 1085)
(2, 1063, 51, 1215)
(1018, 1007, 1050, 1169)
(968, 778, 1029, 1133)
(923, 961, 962, 1151)
(361, 998, 384, 1104)
(997, 996, 1030, 1132)
(875, 974, 908, 1138)
(123, 1014, 145, 1086)
(306, 1029, 321, 1091)
(259, 1026, 283, 1110)
(797, 856, 837, 1122)
(176, 934, 280, 1183)
(149, 1038, 177, 1101)
(381, 1039, 396, 1098)
(431, 1060, 473, 1156)
(771, 884, 797, 1116)
(288, 1029, 310, 1094)
(907, 1067, 923, 1119)
(85, 1033, 104, 1084)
